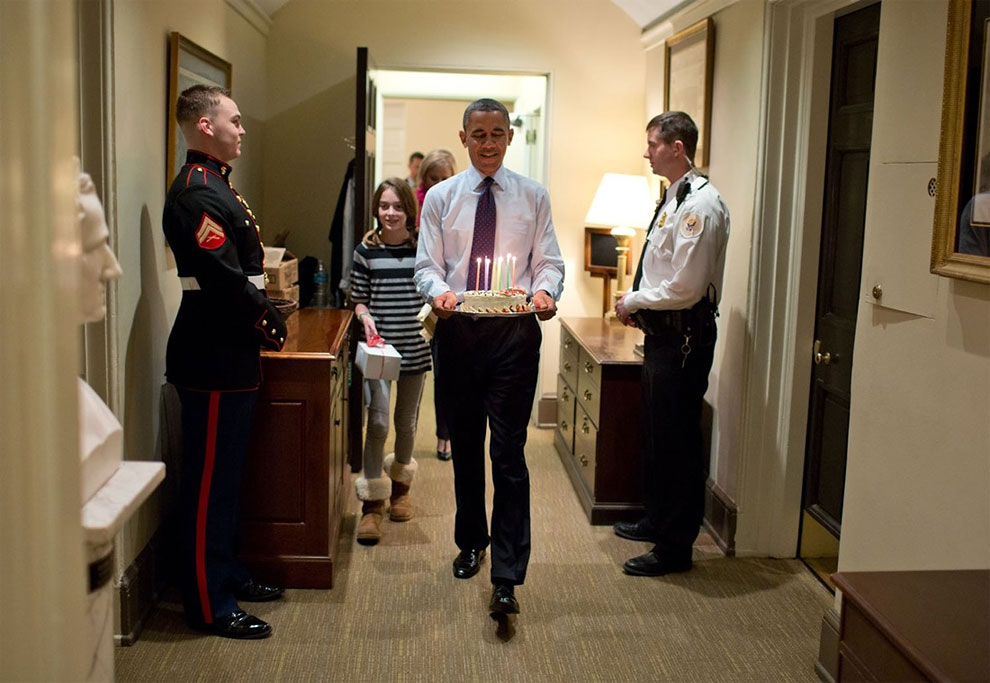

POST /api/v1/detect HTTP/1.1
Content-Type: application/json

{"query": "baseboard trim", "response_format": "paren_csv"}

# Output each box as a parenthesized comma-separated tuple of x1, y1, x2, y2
(815, 605, 840, 683)
(536, 393, 556, 428)
(116, 525, 170, 646)
(703, 478, 737, 556)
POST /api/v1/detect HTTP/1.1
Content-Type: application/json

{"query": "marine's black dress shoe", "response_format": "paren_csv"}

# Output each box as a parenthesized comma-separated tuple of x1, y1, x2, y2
(235, 579, 285, 602)
(452, 548, 486, 579)
(489, 584, 520, 616)
(622, 550, 692, 577)
(191, 610, 272, 639)
(613, 518, 655, 542)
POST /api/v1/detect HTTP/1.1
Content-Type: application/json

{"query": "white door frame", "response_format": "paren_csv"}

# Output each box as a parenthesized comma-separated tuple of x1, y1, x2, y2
(735, 0, 871, 557)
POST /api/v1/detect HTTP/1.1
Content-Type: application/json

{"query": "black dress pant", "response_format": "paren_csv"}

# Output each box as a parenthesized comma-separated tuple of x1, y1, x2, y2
(436, 313, 541, 585)
(640, 319, 716, 562)
(176, 386, 257, 624)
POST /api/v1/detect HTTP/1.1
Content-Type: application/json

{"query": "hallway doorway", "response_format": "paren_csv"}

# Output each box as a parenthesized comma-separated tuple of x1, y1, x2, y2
(372, 69, 549, 187)
(798, 2, 880, 588)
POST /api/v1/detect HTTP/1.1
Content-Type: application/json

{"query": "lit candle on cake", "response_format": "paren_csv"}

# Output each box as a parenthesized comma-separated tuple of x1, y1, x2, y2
(495, 256, 502, 292)
(511, 255, 517, 289)
(484, 257, 490, 291)
(475, 257, 481, 291)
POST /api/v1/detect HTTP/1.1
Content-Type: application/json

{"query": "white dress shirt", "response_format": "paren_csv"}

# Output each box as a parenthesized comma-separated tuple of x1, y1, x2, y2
(414, 164, 565, 301)
(624, 170, 730, 312)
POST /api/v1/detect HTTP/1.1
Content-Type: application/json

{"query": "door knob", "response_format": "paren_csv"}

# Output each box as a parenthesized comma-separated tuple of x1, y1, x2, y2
(813, 339, 836, 365)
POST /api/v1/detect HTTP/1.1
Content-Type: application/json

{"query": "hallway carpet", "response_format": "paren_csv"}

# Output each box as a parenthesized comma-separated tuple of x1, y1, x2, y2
(116, 373, 831, 682)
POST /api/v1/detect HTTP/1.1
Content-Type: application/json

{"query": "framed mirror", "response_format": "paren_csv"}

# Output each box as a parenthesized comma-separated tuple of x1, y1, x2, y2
(165, 32, 232, 190)
(931, 0, 990, 283)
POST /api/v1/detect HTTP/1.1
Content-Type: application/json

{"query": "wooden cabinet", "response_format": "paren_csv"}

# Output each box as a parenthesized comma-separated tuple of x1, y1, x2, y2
(240, 309, 352, 588)
(554, 317, 645, 524)
(832, 570, 989, 682)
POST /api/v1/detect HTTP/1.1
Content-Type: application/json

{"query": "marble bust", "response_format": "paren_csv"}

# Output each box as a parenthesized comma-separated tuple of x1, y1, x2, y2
(76, 163, 124, 503)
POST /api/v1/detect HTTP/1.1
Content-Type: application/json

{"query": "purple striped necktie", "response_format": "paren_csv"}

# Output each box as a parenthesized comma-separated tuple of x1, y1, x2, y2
(468, 176, 496, 291)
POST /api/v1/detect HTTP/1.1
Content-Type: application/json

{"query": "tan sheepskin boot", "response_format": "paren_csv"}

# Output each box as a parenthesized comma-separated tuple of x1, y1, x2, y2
(384, 453, 418, 522)
(355, 476, 390, 545)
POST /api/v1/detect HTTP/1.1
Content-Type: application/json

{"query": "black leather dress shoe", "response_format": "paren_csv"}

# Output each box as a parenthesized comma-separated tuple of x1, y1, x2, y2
(622, 550, 692, 577)
(489, 584, 520, 616)
(452, 548, 486, 579)
(192, 610, 272, 639)
(235, 579, 285, 602)
(613, 518, 655, 542)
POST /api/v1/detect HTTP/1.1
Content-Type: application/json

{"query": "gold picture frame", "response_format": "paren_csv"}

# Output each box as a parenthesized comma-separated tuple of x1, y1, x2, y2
(931, 0, 990, 283)
(165, 32, 232, 190)
(664, 18, 715, 169)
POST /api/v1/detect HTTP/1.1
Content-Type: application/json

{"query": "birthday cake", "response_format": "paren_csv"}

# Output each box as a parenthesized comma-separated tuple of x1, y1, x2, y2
(461, 288, 531, 314)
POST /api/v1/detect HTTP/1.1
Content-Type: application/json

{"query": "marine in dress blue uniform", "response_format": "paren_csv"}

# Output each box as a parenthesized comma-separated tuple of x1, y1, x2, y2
(615, 112, 730, 577)
(163, 85, 287, 639)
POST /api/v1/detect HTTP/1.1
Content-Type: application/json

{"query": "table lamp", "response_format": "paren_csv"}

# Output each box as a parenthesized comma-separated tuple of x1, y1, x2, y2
(584, 173, 653, 312)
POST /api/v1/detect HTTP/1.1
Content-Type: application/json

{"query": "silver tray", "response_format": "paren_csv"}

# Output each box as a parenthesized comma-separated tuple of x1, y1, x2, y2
(453, 305, 535, 317)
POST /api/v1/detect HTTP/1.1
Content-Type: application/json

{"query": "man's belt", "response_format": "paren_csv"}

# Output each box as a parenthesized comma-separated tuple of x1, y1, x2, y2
(180, 274, 266, 291)
(633, 299, 715, 336)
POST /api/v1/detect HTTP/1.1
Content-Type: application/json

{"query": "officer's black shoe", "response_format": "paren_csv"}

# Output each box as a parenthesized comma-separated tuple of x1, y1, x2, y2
(613, 518, 655, 542)
(622, 550, 692, 577)
(452, 548, 486, 579)
(489, 584, 520, 617)
(192, 610, 272, 639)
(235, 579, 285, 602)
(437, 449, 452, 461)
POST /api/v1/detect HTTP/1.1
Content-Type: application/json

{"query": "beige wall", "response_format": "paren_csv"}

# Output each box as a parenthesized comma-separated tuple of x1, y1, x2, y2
(643, 1, 765, 501)
(264, 0, 647, 393)
(838, 0, 990, 571)
(111, 0, 268, 573)
(385, 97, 473, 180)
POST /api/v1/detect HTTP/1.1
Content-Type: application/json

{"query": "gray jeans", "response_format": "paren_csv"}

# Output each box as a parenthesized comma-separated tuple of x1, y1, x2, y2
(362, 372, 426, 478)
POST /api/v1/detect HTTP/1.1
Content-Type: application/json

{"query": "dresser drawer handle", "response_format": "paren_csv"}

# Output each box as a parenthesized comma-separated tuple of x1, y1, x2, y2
(564, 339, 572, 350)
(560, 420, 569, 431)
(583, 390, 592, 401)
(561, 390, 570, 402)
(579, 454, 589, 467)
(563, 361, 572, 372)
(581, 419, 590, 434)
(583, 362, 593, 374)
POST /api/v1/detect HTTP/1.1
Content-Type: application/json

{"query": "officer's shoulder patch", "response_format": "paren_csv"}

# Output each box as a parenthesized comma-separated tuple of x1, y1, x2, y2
(196, 213, 226, 250)
(679, 213, 704, 239)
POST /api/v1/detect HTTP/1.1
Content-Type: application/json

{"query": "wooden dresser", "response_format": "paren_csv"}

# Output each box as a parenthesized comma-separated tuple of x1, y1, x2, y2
(240, 309, 352, 588)
(832, 570, 989, 682)
(555, 317, 645, 524)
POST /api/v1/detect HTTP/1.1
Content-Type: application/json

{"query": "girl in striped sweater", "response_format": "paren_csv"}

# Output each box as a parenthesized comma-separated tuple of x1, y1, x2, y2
(350, 178, 431, 544)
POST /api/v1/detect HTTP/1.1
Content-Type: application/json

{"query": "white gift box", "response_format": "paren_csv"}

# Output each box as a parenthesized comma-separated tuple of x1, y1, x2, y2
(356, 341, 402, 381)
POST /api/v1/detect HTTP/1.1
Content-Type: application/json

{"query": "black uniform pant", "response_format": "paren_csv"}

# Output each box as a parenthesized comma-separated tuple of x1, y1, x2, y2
(436, 313, 541, 585)
(176, 386, 257, 624)
(640, 318, 716, 562)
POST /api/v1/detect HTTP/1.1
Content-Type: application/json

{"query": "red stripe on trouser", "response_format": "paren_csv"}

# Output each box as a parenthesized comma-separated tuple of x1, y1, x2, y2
(195, 391, 221, 623)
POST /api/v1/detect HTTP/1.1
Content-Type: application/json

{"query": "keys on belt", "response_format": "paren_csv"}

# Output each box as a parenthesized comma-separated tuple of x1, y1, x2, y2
(180, 274, 266, 291)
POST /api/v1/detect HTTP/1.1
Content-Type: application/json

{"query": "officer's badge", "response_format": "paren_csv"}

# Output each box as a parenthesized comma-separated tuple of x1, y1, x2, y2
(657, 212, 667, 228)
(196, 214, 226, 250)
(679, 213, 703, 239)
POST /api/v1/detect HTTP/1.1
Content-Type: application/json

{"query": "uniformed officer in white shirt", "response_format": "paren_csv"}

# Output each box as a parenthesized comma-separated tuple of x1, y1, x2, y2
(614, 111, 730, 577)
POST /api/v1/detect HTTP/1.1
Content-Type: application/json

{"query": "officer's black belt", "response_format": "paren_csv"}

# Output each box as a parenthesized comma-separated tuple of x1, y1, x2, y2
(633, 299, 714, 336)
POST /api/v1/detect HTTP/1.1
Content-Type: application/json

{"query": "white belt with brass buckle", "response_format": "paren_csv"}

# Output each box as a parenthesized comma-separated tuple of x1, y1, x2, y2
(180, 274, 266, 291)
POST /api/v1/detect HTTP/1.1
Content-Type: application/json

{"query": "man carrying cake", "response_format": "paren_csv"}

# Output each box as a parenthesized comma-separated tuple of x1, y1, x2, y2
(414, 98, 565, 621)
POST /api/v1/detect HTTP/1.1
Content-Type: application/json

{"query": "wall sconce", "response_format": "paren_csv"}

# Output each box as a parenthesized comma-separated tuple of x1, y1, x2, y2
(584, 173, 653, 315)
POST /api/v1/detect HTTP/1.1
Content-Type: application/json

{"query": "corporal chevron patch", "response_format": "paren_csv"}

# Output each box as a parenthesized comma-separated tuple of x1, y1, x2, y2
(196, 214, 226, 250)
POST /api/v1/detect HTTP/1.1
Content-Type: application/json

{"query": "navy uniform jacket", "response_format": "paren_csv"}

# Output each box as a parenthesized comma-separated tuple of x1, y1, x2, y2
(163, 150, 286, 390)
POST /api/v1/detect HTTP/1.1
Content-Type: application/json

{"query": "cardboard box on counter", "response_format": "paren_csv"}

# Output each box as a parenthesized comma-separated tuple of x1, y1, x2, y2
(355, 342, 401, 381)
(264, 247, 298, 290)
(268, 284, 299, 304)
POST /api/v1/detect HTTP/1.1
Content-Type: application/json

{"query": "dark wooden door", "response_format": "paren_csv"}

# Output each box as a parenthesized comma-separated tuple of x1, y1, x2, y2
(348, 47, 377, 471)
(802, 3, 880, 539)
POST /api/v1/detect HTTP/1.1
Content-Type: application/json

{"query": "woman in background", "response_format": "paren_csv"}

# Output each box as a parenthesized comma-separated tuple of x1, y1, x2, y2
(415, 149, 456, 461)
(350, 178, 431, 544)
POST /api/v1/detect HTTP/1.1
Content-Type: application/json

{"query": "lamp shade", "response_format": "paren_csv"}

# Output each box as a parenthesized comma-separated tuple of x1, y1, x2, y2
(584, 173, 653, 230)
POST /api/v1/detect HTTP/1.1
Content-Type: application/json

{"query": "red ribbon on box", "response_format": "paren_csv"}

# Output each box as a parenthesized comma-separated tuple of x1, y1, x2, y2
(367, 333, 385, 347)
